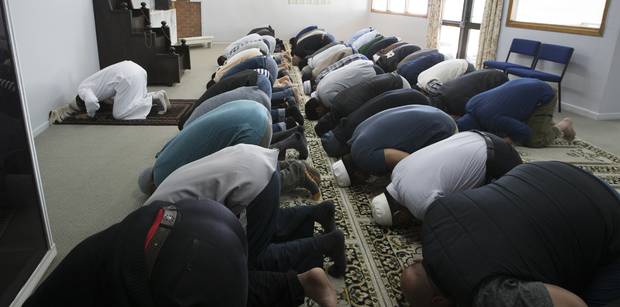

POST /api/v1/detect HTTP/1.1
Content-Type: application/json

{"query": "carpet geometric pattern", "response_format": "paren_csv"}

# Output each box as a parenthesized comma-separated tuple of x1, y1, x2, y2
(282, 60, 620, 306)
(55, 99, 193, 126)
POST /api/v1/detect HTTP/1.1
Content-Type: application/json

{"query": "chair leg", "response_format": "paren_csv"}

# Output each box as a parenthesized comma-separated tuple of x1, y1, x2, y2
(558, 83, 562, 113)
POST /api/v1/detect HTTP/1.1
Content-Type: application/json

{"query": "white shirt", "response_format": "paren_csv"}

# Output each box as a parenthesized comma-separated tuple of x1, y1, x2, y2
(351, 30, 378, 50)
(417, 59, 470, 91)
(214, 48, 263, 82)
(316, 59, 376, 108)
(224, 34, 269, 58)
(386, 132, 488, 220)
(308, 44, 347, 68)
(77, 60, 152, 120)
(145, 144, 279, 229)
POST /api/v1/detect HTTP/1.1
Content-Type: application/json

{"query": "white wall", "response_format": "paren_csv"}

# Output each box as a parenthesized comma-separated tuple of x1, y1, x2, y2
(367, 12, 427, 47)
(496, 0, 620, 119)
(203, 0, 371, 42)
(7, 0, 100, 135)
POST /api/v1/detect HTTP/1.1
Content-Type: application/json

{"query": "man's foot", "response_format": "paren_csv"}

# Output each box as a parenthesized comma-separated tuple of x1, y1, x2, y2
(278, 75, 292, 84)
(275, 79, 293, 88)
(297, 268, 337, 307)
(151, 90, 170, 115)
(279, 160, 321, 200)
(314, 201, 336, 232)
(303, 161, 321, 185)
(280, 159, 320, 184)
(317, 229, 346, 278)
(287, 105, 305, 126)
(556, 117, 576, 141)
(272, 125, 305, 144)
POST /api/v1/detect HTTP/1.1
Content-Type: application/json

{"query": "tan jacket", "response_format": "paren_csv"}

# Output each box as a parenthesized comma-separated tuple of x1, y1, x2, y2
(214, 48, 263, 82)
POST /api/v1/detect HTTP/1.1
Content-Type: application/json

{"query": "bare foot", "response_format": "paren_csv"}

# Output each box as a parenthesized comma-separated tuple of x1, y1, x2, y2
(275, 80, 293, 87)
(555, 117, 576, 141)
(298, 268, 337, 307)
(277, 76, 292, 83)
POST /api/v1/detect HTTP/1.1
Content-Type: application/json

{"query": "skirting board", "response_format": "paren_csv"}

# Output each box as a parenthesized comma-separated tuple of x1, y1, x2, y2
(562, 102, 620, 120)
(9, 245, 57, 307)
(32, 121, 49, 137)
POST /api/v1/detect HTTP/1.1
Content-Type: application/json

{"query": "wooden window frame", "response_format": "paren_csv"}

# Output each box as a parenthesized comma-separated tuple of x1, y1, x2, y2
(370, 0, 428, 18)
(441, 0, 481, 59)
(506, 0, 611, 37)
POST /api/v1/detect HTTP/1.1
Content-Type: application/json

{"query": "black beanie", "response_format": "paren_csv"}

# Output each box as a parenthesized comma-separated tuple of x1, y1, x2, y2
(305, 97, 321, 120)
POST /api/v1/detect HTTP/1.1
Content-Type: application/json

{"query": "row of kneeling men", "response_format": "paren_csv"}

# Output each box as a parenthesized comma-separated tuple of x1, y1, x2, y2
(26, 25, 619, 307)
(293, 25, 619, 307)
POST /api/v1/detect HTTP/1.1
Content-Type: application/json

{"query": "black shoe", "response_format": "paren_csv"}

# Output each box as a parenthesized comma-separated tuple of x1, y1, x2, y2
(287, 105, 304, 126)
(271, 131, 309, 160)
(285, 117, 298, 130)
(317, 229, 346, 278)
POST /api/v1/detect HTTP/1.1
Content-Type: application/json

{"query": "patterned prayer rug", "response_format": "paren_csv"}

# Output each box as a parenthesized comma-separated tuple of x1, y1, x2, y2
(55, 99, 193, 126)
(283, 58, 620, 306)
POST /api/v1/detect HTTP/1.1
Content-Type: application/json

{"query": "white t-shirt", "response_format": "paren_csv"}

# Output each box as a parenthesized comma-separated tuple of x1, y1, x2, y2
(351, 30, 378, 50)
(308, 44, 347, 68)
(386, 132, 488, 220)
(417, 59, 470, 91)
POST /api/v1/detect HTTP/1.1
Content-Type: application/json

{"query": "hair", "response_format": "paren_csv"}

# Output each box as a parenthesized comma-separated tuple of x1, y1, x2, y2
(75, 95, 86, 112)
(217, 56, 227, 66)
(206, 80, 216, 89)
(304, 97, 321, 120)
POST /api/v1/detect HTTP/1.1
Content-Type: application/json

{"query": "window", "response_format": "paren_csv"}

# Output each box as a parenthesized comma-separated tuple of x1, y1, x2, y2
(438, 0, 484, 63)
(371, 0, 429, 17)
(507, 0, 610, 36)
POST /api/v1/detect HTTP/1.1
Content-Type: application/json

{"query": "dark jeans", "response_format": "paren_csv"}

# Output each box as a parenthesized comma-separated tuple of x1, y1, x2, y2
(246, 172, 327, 306)
(255, 206, 324, 273)
(481, 132, 523, 182)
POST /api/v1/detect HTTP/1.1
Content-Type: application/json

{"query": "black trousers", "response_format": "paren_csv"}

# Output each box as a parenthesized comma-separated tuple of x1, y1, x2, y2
(246, 171, 327, 306)
(478, 131, 524, 182)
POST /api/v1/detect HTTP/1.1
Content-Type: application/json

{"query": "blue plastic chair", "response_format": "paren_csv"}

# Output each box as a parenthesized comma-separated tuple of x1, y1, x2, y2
(483, 38, 541, 71)
(506, 43, 574, 112)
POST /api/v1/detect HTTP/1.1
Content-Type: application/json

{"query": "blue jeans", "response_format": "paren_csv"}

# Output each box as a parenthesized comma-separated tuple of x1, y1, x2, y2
(272, 86, 294, 102)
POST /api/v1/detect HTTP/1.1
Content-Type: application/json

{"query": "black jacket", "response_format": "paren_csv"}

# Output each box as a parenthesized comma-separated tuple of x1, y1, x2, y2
(423, 161, 620, 306)
(362, 36, 399, 59)
(430, 69, 508, 116)
(24, 199, 248, 307)
(314, 73, 406, 136)
(376, 44, 421, 72)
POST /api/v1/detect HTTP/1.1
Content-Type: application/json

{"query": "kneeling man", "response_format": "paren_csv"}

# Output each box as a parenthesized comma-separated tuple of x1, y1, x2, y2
(68, 61, 170, 120)
(371, 131, 522, 226)
(401, 161, 620, 307)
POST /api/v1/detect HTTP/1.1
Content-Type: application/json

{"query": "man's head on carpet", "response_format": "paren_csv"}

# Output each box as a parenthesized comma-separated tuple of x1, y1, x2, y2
(401, 260, 454, 307)
(371, 190, 415, 227)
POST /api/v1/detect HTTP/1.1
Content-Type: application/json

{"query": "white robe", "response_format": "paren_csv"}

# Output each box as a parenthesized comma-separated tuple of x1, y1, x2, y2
(77, 60, 152, 120)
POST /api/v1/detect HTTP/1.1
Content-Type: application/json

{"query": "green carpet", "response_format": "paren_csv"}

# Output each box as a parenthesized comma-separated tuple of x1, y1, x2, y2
(283, 64, 620, 306)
